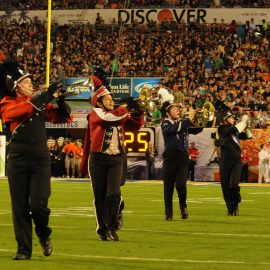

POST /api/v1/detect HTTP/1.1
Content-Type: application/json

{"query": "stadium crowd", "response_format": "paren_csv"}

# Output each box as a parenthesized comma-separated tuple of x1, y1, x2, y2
(0, 0, 268, 10)
(0, 2, 270, 127)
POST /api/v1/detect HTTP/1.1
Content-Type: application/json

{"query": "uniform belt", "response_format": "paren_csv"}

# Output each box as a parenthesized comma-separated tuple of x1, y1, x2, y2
(90, 152, 122, 157)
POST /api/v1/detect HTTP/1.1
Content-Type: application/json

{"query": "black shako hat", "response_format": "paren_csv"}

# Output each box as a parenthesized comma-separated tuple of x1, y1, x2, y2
(160, 100, 176, 116)
(0, 60, 31, 98)
(222, 111, 235, 121)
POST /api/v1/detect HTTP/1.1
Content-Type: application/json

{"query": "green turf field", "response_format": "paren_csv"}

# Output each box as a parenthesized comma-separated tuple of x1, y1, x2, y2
(0, 180, 270, 270)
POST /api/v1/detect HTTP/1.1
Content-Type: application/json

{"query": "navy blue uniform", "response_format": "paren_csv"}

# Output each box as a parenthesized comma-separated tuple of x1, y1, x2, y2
(218, 123, 247, 215)
(161, 117, 202, 220)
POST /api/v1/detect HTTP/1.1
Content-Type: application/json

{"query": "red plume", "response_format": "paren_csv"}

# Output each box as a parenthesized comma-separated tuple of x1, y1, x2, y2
(92, 75, 102, 91)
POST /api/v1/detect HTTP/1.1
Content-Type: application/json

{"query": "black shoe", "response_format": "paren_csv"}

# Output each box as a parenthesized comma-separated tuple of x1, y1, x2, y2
(40, 238, 53, 257)
(117, 200, 124, 230)
(98, 233, 108, 241)
(233, 207, 239, 216)
(181, 208, 188, 219)
(12, 253, 30, 260)
(108, 230, 119, 241)
(165, 216, 172, 221)
(117, 213, 123, 230)
(119, 200, 125, 212)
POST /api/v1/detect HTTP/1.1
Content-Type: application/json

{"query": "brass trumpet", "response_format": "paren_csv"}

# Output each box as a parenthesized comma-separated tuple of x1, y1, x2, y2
(191, 100, 215, 127)
(116, 96, 159, 114)
(124, 86, 159, 113)
(137, 86, 159, 111)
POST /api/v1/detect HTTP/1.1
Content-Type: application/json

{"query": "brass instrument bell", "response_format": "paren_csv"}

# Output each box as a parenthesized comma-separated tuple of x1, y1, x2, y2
(193, 100, 215, 127)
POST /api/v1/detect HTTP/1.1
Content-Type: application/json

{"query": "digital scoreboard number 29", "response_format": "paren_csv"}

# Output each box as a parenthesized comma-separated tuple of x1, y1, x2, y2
(124, 127, 155, 156)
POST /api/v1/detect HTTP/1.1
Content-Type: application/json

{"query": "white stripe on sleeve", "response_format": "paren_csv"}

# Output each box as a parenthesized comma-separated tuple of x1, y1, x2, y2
(94, 108, 128, 122)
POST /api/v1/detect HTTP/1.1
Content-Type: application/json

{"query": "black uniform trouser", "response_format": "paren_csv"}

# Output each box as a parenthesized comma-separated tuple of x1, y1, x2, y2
(163, 149, 189, 219)
(188, 160, 196, 181)
(147, 159, 156, 180)
(7, 141, 52, 257)
(219, 153, 242, 213)
(240, 163, 249, 182)
(89, 152, 122, 235)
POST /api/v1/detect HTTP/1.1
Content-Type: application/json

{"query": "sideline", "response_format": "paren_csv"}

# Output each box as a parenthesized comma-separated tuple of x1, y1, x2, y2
(1, 177, 270, 187)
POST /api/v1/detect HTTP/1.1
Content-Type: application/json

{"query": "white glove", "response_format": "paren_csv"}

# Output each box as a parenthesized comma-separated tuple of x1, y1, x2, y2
(242, 114, 249, 122)
(235, 120, 247, 133)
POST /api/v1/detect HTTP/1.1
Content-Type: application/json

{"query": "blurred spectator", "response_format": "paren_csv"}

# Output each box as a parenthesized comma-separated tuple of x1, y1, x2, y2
(258, 144, 269, 183)
(54, 137, 66, 177)
(173, 86, 185, 106)
(240, 147, 251, 182)
(62, 138, 80, 178)
(74, 139, 83, 178)
(0, 0, 267, 10)
(95, 0, 106, 9)
(95, 12, 104, 24)
(146, 105, 162, 127)
(187, 142, 200, 181)
(47, 138, 58, 177)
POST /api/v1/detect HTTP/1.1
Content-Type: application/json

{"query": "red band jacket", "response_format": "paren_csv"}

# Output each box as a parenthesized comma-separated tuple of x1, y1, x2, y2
(80, 106, 144, 174)
(0, 95, 72, 143)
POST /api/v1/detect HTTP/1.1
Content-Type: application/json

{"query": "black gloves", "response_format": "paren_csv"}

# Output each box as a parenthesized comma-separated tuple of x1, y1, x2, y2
(189, 127, 203, 135)
(28, 82, 63, 111)
(124, 97, 143, 116)
(125, 97, 140, 111)
(46, 82, 63, 102)
(57, 97, 71, 118)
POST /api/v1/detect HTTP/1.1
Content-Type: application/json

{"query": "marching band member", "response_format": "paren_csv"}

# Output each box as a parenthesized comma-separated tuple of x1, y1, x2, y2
(218, 111, 250, 216)
(80, 75, 144, 241)
(160, 101, 202, 221)
(0, 60, 72, 260)
(240, 147, 251, 183)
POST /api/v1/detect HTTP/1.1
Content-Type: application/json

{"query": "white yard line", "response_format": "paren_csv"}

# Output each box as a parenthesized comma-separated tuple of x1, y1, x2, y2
(122, 228, 270, 239)
(0, 248, 269, 266)
(1, 223, 269, 239)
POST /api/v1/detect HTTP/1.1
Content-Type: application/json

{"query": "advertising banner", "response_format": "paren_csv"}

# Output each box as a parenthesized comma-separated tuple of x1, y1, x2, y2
(110, 78, 131, 99)
(45, 119, 88, 129)
(62, 77, 131, 100)
(63, 77, 157, 100)
(132, 77, 162, 98)
(62, 77, 92, 100)
(0, 9, 269, 25)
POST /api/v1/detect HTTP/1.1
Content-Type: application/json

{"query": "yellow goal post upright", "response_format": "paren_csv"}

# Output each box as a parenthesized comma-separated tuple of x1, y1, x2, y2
(46, 0, 52, 88)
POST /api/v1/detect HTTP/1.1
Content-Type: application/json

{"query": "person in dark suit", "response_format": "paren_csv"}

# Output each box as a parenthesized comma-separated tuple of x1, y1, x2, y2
(0, 60, 72, 260)
(218, 111, 251, 216)
(160, 101, 202, 221)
